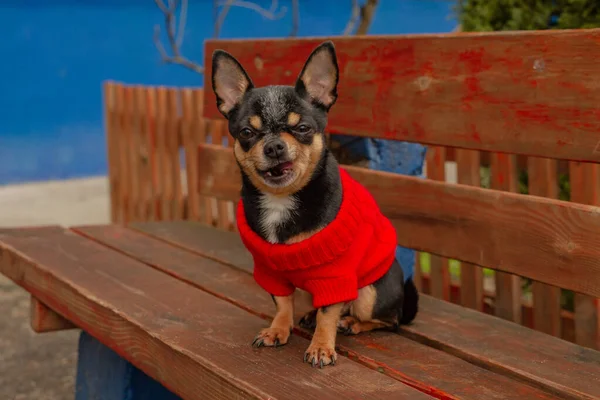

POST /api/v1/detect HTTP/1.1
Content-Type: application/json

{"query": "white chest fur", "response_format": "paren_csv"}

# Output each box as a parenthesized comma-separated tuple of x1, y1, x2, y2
(258, 193, 297, 243)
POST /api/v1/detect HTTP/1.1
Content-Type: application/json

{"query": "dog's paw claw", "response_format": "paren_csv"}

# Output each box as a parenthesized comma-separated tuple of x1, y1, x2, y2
(304, 343, 337, 368)
(252, 327, 290, 348)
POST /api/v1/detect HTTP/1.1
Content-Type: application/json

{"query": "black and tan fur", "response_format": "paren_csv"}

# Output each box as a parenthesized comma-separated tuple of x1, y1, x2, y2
(211, 41, 418, 368)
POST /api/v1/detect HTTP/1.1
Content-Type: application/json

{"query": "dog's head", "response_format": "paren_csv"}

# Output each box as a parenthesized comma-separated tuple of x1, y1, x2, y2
(211, 41, 339, 196)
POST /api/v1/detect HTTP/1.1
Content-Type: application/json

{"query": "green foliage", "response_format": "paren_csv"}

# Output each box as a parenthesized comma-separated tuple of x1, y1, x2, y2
(555, 0, 600, 29)
(458, 0, 552, 31)
(457, 0, 600, 32)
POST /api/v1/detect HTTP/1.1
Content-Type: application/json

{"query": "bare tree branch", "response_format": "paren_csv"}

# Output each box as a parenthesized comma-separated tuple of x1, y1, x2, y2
(342, 0, 379, 36)
(154, 0, 292, 75)
(356, 0, 379, 35)
(176, 0, 188, 47)
(342, 0, 360, 35)
(214, 0, 234, 38)
(155, 0, 169, 14)
(154, 0, 204, 74)
(217, 0, 287, 20)
(289, 0, 300, 37)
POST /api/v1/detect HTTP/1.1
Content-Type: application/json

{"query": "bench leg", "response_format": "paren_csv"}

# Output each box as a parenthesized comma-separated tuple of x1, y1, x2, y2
(75, 331, 180, 400)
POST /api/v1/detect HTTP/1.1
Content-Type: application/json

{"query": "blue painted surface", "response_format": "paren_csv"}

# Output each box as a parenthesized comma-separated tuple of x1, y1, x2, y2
(75, 331, 180, 400)
(1, 0, 456, 184)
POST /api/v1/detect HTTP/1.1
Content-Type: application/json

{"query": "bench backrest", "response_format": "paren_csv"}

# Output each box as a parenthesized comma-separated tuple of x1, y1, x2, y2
(203, 31, 600, 162)
(199, 31, 600, 349)
(102, 28, 600, 350)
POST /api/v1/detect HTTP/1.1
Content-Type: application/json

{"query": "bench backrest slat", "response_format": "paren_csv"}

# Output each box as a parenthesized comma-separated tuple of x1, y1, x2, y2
(203, 30, 600, 163)
(197, 144, 600, 299)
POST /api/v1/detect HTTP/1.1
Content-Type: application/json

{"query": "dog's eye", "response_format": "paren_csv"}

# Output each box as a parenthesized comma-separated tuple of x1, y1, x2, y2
(239, 128, 255, 139)
(295, 124, 312, 134)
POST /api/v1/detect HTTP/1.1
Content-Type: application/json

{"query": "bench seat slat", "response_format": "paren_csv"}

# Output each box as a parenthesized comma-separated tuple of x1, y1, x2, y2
(0, 227, 427, 400)
(196, 144, 600, 299)
(129, 221, 600, 400)
(77, 224, 560, 400)
(203, 31, 600, 163)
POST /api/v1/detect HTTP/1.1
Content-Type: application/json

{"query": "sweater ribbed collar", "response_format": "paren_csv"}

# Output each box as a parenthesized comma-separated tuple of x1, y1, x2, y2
(236, 168, 363, 271)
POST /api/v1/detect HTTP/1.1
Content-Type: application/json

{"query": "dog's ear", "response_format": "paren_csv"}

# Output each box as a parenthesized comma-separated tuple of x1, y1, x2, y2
(212, 50, 254, 118)
(295, 41, 339, 111)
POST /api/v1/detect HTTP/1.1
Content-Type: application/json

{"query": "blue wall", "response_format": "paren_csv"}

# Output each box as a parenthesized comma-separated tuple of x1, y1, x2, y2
(0, 0, 457, 185)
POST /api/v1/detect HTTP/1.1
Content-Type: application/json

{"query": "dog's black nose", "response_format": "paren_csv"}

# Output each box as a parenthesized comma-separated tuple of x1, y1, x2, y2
(263, 139, 286, 159)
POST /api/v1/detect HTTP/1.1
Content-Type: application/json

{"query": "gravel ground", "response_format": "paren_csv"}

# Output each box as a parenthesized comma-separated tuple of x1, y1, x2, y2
(0, 275, 79, 400)
(0, 177, 109, 400)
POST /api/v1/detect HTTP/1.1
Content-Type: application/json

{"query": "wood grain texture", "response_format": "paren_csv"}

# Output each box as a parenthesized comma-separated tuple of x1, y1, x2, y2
(166, 88, 184, 220)
(454, 149, 484, 311)
(103, 82, 120, 223)
(0, 227, 424, 400)
(155, 87, 170, 220)
(191, 144, 600, 298)
(204, 30, 600, 163)
(129, 221, 600, 400)
(115, 84, 130, 223)
(404, 296, 600, 400)
(212, 119, 233, 230)
(185, 89, 214, 225)
(528, 157, 562, 337)
(132, 221, 252, 272)
(133, 86, 154, 222)
(78, 224, 560, 400)
(145, 86, 160, 222)
(30, 296, 76, 333)
(197, 143, 242, 202)
(181, 89, 201, 221)
(425, 146, 450, 301)
(418, 275, 578, 344)
(125, 86, 141, 222)
(490, 152, 522, 323)
(570, 161, 600, 349)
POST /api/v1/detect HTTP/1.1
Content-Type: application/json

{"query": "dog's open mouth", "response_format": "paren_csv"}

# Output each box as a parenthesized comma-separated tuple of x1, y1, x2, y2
(259, 161, 294, 180)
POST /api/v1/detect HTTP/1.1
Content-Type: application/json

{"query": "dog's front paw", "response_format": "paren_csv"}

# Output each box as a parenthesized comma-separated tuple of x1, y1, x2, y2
(252, 327, 291, 348)
(304, 342, 337, 368)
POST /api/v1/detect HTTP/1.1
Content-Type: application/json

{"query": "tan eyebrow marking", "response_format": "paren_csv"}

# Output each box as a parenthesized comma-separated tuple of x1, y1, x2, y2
(249, 115, 262, 130)
(287, 112, 301, 126)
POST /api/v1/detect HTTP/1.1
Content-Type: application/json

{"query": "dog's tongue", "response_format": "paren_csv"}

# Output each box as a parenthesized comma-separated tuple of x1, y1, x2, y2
(269, 161, 293, 177)
(277, 161, 293, 172)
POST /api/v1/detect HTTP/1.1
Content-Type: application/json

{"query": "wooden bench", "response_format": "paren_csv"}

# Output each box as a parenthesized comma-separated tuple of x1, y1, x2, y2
(2, 30, 600, 399)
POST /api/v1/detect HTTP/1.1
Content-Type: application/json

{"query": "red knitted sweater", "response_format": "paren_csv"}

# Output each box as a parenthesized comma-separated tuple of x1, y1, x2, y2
(236, 168, 397, 308)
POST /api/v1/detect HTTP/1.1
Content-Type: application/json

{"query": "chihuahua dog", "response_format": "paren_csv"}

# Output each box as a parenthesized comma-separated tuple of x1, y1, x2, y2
(211, 41, 418, 368)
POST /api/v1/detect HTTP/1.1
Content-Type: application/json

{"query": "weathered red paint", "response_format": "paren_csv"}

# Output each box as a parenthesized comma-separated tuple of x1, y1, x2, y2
(459, 48, 491, 74)
(204, 31, 600, 162)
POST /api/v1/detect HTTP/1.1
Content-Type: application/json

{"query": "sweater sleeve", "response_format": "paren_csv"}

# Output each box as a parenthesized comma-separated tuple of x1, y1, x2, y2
(253, 263, 295, 297)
